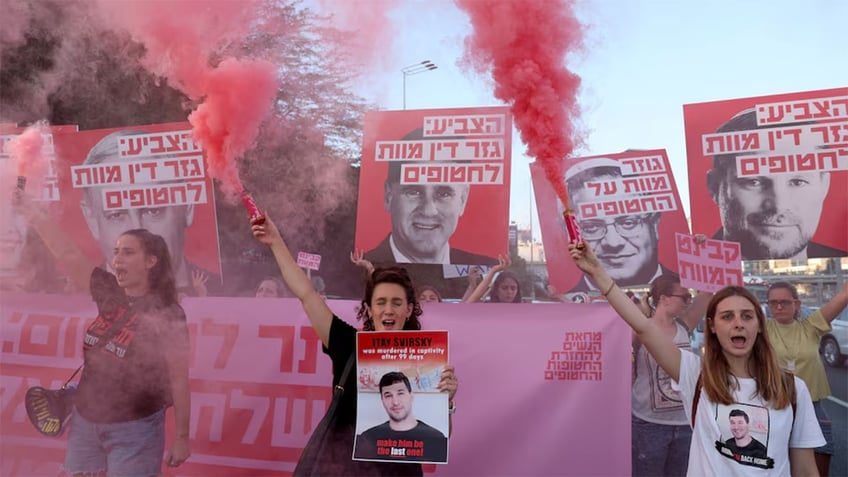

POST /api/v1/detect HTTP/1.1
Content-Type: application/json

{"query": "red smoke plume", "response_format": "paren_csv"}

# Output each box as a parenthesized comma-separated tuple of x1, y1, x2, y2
(454, 0, 583, 209)
(7, 120, 50, 180)
(94, 0, 279, 199)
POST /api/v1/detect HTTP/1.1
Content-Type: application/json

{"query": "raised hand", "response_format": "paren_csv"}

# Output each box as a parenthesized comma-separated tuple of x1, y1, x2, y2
(191, 270, 209, 297)
(492, 254, 511, 273)
(568, 241, 603, 277)
(350, 249, 374, 275)
(251, 216, 283, 247)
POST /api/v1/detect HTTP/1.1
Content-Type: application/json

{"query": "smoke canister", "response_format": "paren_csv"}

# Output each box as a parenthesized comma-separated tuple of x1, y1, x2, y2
(240, 190, 266, 224)
(563, 209, 582, 245)
(14, 176, 26, 203)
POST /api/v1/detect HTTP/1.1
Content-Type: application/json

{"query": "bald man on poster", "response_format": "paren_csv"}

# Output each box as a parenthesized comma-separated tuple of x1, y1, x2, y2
(79, 129, 222, 297)
(364, 160, 497, 266)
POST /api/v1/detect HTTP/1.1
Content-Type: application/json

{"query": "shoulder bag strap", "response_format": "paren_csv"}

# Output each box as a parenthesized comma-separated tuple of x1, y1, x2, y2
(65, 304, 137, 388)
(691, 373, 702, 428)
(333, 354, 356, 399)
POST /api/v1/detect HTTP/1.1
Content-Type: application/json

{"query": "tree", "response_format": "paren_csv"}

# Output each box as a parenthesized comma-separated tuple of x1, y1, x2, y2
(2, 0, 372, 297)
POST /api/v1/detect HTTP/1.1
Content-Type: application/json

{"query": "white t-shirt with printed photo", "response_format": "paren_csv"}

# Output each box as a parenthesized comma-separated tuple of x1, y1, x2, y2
(674, 351, 824, 476)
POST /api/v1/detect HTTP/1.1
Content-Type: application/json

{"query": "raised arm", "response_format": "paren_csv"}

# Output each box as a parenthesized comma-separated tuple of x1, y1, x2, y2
(350, 249, 374, 277)
(569, 242, 682, 381)
(463, 255, 509, 303)
(679, 291, 712, 332)
(460, 266, 483, 302)
(820, 281, 848, 323)
(19, 199, 94, 293)
(252, 217, 333, 346)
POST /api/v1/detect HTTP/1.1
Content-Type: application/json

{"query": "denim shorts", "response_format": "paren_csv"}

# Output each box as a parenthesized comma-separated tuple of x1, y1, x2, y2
(812, 400, 834, 455)
(63, 407, 166, 477)
(631, 414, 692, 477)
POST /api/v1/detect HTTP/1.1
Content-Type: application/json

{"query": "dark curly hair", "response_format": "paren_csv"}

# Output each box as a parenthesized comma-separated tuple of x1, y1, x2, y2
(356, 267, 423, 331)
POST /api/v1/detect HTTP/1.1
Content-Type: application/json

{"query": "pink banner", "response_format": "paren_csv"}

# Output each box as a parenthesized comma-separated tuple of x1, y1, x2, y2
(0, 294, 631, 476)
(675, 233, 743, 293)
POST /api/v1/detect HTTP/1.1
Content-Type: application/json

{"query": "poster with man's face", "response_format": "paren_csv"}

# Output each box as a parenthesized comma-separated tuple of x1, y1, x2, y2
(532, 150, 690, 295)
(683, 88, 848, 260)
(50, 122, 222, 294)
(355, 107, 511, 267)
(0, 124, 74, 292)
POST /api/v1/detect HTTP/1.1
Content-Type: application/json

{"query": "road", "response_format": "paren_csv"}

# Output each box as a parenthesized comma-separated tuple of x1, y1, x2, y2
(825, 364, 847, 477)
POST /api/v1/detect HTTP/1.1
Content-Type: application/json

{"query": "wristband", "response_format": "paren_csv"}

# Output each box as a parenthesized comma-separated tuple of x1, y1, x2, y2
(602, 281, 616, 297)
(448, 400, 456, 415)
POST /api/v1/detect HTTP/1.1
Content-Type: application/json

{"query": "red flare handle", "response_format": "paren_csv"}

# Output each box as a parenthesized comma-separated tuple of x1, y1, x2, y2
(241, 190, 266, 224)
(14, 176, 26, 204)
(563, 210, 582, 245)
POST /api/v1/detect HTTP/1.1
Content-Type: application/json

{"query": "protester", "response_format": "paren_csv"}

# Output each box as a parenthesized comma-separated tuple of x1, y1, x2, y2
(252, 216, 458, 476)
(464, 255, 521, 303)
(65, 229, 191, 475)
(569, 241, 823, 476)
(354, 372, 448, 463)
(460, 265, 483, 302)
(79, 130, 221, 296)
(631, 273, 712, 477)
(416, 285, 442, 303)
(766, 281, 848, 476)
(255, 276, 287, 298)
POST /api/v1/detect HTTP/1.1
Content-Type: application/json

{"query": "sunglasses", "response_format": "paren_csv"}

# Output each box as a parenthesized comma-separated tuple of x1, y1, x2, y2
(668, 293, 692, 304)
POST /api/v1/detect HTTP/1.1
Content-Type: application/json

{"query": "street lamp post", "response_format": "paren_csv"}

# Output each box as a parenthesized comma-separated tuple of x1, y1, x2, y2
(401, 60, 438, 109)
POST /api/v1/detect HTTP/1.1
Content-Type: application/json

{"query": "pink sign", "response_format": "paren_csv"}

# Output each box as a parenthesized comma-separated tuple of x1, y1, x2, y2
(675, 233, 742, 293)
(0, 294, 631, 476)
(296, 251, 321, 271)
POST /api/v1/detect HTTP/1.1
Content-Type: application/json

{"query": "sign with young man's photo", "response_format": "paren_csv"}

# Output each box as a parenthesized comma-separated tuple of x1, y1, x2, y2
(353, 330, 449, 464)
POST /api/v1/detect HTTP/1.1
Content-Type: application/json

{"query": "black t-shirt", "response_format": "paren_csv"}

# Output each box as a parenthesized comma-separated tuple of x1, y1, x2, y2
(319, 316, 423, 477)
(75, 269, 188, 423)
(724, 436, 768, 459)
(355, 421, 448, 463)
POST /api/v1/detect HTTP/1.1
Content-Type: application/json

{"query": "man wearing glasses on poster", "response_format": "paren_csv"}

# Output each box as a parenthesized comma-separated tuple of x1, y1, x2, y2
(564, 158, 671, 294)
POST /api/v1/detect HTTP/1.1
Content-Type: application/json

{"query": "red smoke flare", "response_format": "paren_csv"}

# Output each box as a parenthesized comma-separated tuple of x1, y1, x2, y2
(188, 59, 278, 198)
(455, 0, 583, 209)
(8, 121, 50, 180)
(94, 0, 279, 200)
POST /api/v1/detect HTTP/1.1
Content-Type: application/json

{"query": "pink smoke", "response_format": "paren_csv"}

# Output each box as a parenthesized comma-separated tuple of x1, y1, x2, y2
(188, 59, 278, 197)
(315, 0, 401, 71)
(7, 121, 50, 181)
(93, 0, 279, 199)
(454, 0, 583, 208)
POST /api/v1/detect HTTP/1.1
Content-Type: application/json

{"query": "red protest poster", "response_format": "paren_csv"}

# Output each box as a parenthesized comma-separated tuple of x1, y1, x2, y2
(675, 233, 742, 293)
(354, 330, 449, 464)
(49, 122, 222, 295)
(532, 150, 691, 296)
(355, 107, 511, 266)
(1, 124, 79, 292)
(683, 88, 848, 260)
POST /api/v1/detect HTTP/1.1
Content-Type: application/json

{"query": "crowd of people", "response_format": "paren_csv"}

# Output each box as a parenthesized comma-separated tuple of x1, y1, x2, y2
(4, 165, 846, 477)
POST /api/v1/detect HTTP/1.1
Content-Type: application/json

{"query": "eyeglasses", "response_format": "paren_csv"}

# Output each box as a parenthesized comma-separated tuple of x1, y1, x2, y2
(767, 299, 795, 308)
(668, 293, 692, 304)
(579, 216, 648, 241)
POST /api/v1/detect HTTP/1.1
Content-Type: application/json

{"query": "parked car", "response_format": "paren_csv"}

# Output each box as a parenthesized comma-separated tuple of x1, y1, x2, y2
(820, 307, 848, 367)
